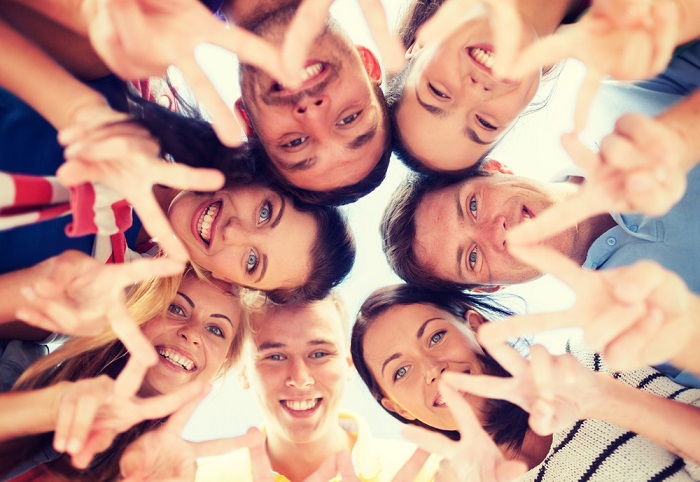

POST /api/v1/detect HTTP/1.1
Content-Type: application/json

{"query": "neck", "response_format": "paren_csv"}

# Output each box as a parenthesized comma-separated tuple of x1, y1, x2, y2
(503, 429, 552, 470)
(571, 211, 617, 266)
(265, 420, 354, 482)
(518, 0, 579, 38)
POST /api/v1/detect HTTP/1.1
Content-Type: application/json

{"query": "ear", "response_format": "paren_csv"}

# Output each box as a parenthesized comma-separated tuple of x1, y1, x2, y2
(464, 310, 486, 333)
(470, 285, 503, 294)
(234, 98, 254, 137)
(238, 365, 251, 390)
(404, 40, 425, 59)
(356, 46, 382, 84)
(345, 351, 354, 380)
(381, 397, 416, 421)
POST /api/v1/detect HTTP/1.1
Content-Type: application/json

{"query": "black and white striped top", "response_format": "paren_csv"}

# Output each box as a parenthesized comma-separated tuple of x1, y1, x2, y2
(518, 341, 700, 482)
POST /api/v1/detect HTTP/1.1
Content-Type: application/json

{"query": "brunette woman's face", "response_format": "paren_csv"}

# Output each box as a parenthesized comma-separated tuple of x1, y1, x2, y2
(396, 15, 540, 172)
(168, 185, 318, 291)
(362, 303, 486, 431)
(140, 277, 241, 395)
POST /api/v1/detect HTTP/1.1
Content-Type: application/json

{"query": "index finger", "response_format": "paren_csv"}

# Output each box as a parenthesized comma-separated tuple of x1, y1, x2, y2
(111, 258, 184, 289)
(508, 27, 580, 79)
(418, 0, 485, 50)
(484, 0, 522, 78)
(151, 161, 225, 192)
(479, 310, 578, 344)
(281, 0, 334, 85)
(160, 384, 210, 433)
(108, 304, 158, 367)
(392, 448, 431, 482)
(438, 381, 487, 440)
(357, 0, 406, 74)
(507, 244, 592, 289)
(115, 356, 150, 397)
(572, 69, 603, 133)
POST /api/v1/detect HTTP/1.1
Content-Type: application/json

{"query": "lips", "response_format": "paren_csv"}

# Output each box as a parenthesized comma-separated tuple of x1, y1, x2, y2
(156, 345, 198, 373)
(270, 60, 329, 94)
(434, 369, 472, 407)
(191, 199, 222, 250)
(280, 398, 323, 418)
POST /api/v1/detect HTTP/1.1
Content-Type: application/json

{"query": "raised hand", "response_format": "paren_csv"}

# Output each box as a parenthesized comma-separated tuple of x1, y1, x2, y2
(402, 381, 526, 482)
(57, 109, 225, 261)
(16, 250, 182, 365)
(53, 356, 205, 470)
(481, 244, 699, 371)
(442, 343, 602, 435)
(120, 394, 272, 482)
(415, 0, 524, 78)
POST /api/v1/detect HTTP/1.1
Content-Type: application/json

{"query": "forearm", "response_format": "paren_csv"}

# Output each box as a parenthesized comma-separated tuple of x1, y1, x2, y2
(586, 375, 700, 463)
(0, 14, 107, 129)
(671, 293, 700, 376)
(0, 382, 67, 441)
(658, 89, 700, 173)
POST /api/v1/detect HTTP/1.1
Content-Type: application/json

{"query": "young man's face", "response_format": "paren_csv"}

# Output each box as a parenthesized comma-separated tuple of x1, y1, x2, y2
(238, 7, 386, 192)
(413, 173, 579, 285)
(244, 299, 352, 443)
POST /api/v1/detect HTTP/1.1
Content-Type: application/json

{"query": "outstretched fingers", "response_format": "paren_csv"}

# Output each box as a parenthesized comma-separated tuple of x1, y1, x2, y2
(392, 448, 431, 482)
(357, 0, 406, 74)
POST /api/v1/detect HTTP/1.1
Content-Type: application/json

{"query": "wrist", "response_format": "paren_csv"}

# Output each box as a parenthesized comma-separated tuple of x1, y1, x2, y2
(580, 373, 619, 420)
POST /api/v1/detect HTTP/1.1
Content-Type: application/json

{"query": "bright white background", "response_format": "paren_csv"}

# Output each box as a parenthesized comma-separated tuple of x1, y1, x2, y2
(183, 0, 601, 443)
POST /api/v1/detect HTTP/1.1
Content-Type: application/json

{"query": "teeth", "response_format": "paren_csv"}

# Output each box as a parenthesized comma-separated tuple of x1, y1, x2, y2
(299, 63, 323, 81)
(470, 48, 495, 69)
(434, 393, 446, 407)
(158, 347, 195, 371)
(197, 201, 221, 243)
(282, 399, 320, 411)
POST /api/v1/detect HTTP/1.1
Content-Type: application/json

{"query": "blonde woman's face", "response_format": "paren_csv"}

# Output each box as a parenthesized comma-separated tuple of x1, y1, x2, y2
(140, 277, 242, 395)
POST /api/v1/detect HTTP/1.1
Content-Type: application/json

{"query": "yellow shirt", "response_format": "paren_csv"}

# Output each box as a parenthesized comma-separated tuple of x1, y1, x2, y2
(196, 411, 440, 482)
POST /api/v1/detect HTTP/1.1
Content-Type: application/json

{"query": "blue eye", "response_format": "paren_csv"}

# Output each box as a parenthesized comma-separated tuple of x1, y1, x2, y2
(258, 202, 272, 224)
(469, 196, 477, 216)
(281, 136, 309, 148)
(168, 304, 186, 317)
(207, 325, 224, 338)
(393, 366, 408, 382)
(246, 250, 258, 273)
(337, 111, 360, 126)
(310, 351, 329, 359)
(266, 353, 285, 361)
(429, 330, 446, 345)
(468, 247, 478, 269)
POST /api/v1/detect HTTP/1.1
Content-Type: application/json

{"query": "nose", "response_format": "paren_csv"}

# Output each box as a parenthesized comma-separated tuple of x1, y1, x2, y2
(482, 215, 507, 252)
(286, 359, 314, 388)
(222, 217, 255, 246)
(177, 322, 201, 346)
(425, 360, 448, 384)
(294, 95, 329, 118)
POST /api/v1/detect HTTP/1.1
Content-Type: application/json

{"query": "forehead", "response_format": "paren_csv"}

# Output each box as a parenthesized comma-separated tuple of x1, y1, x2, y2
(250, 299, 346, 347)
(177, 277, 238, 316)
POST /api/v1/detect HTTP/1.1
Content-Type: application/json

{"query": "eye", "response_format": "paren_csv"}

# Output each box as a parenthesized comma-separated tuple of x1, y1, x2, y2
(393, 366, 408, 382)
(258, 201, 272, 224)
(469, 195, 478, 218)
(476, 115, 497, 131)
(246, 249, 258, 273)
(428, 82, 450, 99)
(468, 246, 479, 270)
(281, 136, 309, 148)
(429, 330, 446, 346)
(337, 111, 361, 126)
(266, 353, 286, 361)
(207, 325, 225, 338)
(168, 303, 186, 317)
(310, 351, 330, 359)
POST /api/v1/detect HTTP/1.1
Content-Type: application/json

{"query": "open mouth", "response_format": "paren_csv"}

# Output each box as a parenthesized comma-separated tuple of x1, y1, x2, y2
(156, 346, 197, 372)
(270, 61, 328, 94)
(191, 199, 222, 249)
(280, 398, 323, 417)
(467, 46, 495, 72)
(434, 369, 472, 407)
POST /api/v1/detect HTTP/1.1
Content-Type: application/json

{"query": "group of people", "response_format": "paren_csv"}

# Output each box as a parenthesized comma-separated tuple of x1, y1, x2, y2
(0, 0, 699, 480)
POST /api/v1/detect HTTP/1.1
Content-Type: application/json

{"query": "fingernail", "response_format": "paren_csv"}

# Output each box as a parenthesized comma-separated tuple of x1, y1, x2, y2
(67, 438, 81, 454)
(54, 437, 66, 452)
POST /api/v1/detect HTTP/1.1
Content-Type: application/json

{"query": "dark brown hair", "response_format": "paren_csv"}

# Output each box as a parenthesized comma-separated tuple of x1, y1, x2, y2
(350, 284, 529, 449)
(381, 171, 489, 291)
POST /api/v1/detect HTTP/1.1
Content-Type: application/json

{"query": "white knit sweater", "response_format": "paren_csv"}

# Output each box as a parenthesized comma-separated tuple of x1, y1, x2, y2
(517, 341, 700, 482)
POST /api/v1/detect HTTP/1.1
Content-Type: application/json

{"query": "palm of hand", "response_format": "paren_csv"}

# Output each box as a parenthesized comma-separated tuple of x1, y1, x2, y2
(120, 426, 197, 481)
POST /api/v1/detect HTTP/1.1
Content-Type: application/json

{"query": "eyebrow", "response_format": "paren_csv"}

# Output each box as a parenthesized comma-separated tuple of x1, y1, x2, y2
(465, 127, 491, 145)
(381, 317, 444, 376)
(177, 292, 195, 309)
(347, 122, 378, 150)
(415, 90, 447, 117)
(284, 157, 318, 172)
(455, 190, 465, 280)
(257, 339, 334, 351)
(254, 254, 268, 284)
(210, 314, 233, 327)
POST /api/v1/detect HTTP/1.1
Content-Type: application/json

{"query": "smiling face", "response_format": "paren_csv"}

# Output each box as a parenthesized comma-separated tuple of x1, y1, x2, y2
(395, 15, 539, 172)
(238, 9, 386, 192)
(168, 185, 318, 292)
(243, 298, 352, 443)
(413, 173, 578, 285)
(140, 277, 241, 395)
(362, 303, 485, 431)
